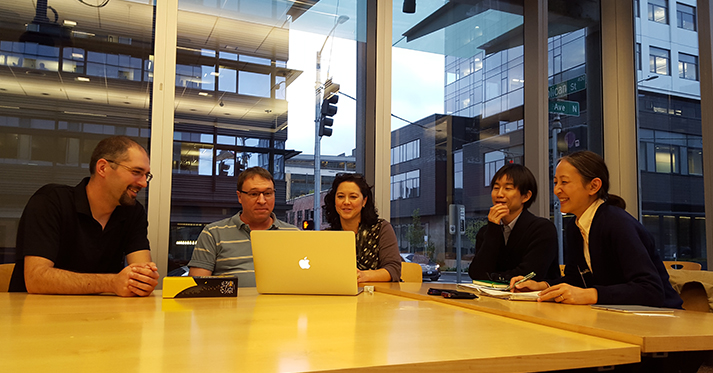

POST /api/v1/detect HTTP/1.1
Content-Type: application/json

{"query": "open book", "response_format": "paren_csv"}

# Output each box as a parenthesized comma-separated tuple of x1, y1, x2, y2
(457, 284, 542, 301)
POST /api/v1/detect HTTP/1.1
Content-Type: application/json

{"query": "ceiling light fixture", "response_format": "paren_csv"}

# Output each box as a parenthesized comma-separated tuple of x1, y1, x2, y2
(75, 76, 90, 82)
(72, 31, 95, 38)
(63, 111, 106, 117)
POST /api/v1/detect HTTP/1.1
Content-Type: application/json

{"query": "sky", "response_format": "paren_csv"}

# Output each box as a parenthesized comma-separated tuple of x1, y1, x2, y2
(285, 29, 445, 157)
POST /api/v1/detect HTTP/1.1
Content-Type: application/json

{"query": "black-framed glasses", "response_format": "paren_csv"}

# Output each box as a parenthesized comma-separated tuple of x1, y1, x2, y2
(239, 189, 275, 199)
(105, 159, 153, 182)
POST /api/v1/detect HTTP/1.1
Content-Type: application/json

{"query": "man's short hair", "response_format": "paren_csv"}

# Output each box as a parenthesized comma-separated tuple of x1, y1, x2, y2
(90, 136, 147, 175)
(237, 167, 274, 191)
(490, 163, 538, 209)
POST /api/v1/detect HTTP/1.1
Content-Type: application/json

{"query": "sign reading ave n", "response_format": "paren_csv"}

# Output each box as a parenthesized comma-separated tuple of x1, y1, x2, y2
(548, 74, 587, 99)
(549, 100, 580, 117)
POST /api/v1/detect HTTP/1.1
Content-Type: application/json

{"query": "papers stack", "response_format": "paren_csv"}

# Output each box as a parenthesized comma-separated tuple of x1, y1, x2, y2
(457, 283, 542, 301)
(470, 280, 509, 290)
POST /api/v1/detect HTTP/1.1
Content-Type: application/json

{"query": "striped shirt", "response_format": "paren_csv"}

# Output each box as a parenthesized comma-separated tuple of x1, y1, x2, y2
(188, 212, 299, 287)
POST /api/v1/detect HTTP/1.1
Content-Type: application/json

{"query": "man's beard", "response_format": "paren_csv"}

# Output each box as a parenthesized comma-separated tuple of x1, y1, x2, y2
(119, 189, 138, 206)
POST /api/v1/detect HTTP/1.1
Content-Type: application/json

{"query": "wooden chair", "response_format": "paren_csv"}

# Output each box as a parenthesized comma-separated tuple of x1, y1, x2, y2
(0, 263, 15, 292)
(663, 261, 702, 271)
(401, 262, 422, 283)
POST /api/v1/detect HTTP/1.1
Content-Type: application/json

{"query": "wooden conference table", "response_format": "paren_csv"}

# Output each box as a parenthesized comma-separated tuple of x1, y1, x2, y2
(0, 288, 639, 372)
(373, 282, 713, 353)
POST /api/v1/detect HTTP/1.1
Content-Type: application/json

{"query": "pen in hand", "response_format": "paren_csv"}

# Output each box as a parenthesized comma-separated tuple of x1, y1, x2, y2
(505, 272, 536, 291)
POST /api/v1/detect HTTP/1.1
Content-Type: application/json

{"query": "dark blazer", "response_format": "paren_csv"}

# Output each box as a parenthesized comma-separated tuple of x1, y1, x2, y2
(468, 209, 560, 282)
(549, 203, 682, 308)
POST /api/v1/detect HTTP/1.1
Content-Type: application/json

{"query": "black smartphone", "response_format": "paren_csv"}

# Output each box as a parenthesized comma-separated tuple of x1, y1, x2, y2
(441, 290, 478, 299)
(427, 288, 445, 296)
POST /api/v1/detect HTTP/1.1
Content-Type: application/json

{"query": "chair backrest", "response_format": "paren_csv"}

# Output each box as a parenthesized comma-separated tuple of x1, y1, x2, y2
(401, 262, 422, 283)
(0, 263, 15, 292)
(663, 261, 702, 271)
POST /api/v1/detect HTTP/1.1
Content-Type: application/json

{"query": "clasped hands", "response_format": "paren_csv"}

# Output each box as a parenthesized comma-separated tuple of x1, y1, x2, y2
(114, 262, 159, 297)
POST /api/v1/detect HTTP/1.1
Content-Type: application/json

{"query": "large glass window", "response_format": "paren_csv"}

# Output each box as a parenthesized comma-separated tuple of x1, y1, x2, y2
(391, 1, 603, 279)
(637, 0, 706, 267)
(677, 3, 697, 31)
(168, 0, 363, 274)
(649, 0, 669, 24)
(0, 0, 154, 265)
(636, 43, 642, 70)
(650, 46, 671, 75)
(679, 52, 699, 80)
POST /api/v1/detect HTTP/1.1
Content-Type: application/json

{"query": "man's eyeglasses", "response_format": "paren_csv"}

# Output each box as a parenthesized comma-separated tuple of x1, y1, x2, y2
(239, 189, 275, 199)
(105, 159, 153, 182)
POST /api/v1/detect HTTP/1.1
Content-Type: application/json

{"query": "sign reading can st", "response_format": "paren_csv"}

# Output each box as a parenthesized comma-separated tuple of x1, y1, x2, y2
(548, 74, 587, 99)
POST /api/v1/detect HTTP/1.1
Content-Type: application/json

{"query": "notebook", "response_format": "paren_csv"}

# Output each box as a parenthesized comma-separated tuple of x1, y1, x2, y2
(251, 230, 361, 296)
(590, 305, 675, 314)
(471, 280, 509, 290)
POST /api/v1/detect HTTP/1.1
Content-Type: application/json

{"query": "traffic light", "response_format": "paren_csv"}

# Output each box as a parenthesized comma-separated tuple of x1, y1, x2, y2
(302, 220, 315, 230)
(319, 94, 338, 137)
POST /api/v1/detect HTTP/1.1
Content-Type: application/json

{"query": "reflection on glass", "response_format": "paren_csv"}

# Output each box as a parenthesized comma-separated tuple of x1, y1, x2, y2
(650, 46, 670, 75)
(648, 0, 669, 24)
(174, 142, 213, 175)
(636, 0, 706, 267)
(391, 1, 530, 269)
(216, 150, 236, 176)
(391, 0, 603, 275)
(0, 0, 154, 264)
(168, 0, 361, 273)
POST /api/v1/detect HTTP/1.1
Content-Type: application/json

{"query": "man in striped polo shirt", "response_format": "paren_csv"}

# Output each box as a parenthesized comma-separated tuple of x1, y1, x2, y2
(188, 167, 298, 287)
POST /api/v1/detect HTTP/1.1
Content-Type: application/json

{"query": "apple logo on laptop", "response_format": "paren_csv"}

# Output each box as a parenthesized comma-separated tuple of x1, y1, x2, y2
(299, 257, 311, 269)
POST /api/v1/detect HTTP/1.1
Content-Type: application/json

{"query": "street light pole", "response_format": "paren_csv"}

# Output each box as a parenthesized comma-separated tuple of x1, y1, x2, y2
(551, 115, 563, 264)
(313, 15, 348, 230)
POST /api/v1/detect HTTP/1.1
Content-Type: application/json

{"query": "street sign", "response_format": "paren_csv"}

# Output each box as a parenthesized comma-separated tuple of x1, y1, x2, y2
(548, 74, 587, 99)
(549, 100, 580, 117)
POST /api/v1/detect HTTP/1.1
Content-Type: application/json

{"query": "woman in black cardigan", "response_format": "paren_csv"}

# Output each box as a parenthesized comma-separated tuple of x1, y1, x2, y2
(511, 151, 682, 308)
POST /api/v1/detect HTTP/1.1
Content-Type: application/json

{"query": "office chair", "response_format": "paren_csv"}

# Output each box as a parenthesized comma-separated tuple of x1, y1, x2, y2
(0, 263, 15, 292)
(663, 261, 702, 271)
(401, 262, 422, 283)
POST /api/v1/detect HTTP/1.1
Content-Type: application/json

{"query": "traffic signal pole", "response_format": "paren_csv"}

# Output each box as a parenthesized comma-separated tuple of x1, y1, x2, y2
(313, 16, 348, 231)
(314, 50, 323, 230)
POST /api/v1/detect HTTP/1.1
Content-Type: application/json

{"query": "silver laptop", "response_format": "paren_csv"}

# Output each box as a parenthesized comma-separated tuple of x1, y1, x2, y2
(251, 230, 361, 295)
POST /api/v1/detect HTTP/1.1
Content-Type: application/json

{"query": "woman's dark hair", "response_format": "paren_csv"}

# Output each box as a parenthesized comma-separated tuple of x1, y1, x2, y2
(490, 163, 537, 209)
(323, 173, 379, 230)
(559, 150, 626, 209)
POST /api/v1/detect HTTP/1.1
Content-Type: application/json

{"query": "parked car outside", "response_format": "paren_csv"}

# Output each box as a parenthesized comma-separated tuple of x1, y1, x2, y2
(400, 253, 440, 281)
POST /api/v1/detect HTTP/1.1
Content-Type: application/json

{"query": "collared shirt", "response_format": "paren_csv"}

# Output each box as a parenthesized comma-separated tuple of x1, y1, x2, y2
(502, 211, 522, 245)
(575, 198, 605, 273)
(9, 178, 150, 292)
(188, 211, 299, 287)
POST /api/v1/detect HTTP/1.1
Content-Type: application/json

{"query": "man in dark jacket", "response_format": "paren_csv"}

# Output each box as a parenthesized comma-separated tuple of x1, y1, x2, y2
(468, 164, 559, 283)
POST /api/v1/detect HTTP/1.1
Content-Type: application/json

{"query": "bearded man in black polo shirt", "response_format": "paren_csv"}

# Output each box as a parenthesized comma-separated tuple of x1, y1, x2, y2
(9, 136, 159, 296)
